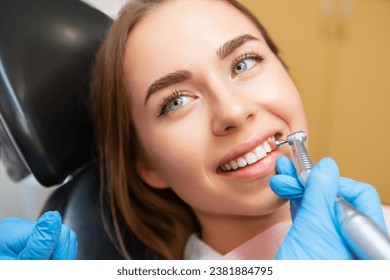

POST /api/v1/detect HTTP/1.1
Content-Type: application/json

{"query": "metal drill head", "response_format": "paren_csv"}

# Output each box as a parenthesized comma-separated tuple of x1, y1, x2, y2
(286, 130, 307, 145)
(275, 139, 289, 148)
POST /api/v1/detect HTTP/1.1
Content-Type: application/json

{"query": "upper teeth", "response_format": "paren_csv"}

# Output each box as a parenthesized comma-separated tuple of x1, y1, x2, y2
(220, 137, 274, 172)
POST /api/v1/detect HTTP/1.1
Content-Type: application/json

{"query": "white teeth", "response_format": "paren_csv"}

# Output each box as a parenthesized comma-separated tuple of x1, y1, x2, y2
(263, 141, 271, 153)
(254, 146, 266, 160)
(237, 157, 247, 168)
(220, 136, 276, 172)
(245, 152, 257, 165)
(230, 160, 239, 170)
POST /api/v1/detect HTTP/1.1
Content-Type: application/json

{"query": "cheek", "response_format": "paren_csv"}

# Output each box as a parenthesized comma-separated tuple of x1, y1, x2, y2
(276, 83, 306, 127)
(281, 87, 307, 132)
(140, 119, 208, 182)
(142, 117, 225, 208)
(259, 63, 307, 131)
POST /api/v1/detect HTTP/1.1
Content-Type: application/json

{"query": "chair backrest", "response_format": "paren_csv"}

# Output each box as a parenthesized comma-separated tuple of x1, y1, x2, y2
(0, 0, 146, 259)
(0, 0, 111, 186)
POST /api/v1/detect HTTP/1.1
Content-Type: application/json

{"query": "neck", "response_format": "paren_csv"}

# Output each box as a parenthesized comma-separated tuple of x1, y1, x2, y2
(194, 203, 291, 255)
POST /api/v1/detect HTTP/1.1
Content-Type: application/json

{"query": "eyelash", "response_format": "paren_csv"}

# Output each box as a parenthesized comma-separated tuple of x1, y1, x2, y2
(158, 90, 187, 117)
(158, 52, 265, 117)
(230, 51, 265, 74)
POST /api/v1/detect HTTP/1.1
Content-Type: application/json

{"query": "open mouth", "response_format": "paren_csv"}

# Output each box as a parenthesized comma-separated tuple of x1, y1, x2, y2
(219, 135, 277, 172)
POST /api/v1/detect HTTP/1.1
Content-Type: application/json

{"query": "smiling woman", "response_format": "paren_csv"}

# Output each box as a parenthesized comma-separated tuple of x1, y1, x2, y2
(84, 0, 390, 260)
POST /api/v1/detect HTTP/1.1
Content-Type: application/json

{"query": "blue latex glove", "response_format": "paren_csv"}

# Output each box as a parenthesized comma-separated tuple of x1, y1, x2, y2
(0, 211, 78, 260)
(270, 156, 387, 259)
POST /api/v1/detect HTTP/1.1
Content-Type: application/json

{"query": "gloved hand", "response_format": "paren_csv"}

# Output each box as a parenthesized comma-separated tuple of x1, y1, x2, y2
(270, 156, 387, 259)
(0, 211, 78, 260)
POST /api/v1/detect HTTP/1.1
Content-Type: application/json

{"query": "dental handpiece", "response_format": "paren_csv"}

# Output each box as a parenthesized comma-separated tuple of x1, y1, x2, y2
(275, 131, 390, 260)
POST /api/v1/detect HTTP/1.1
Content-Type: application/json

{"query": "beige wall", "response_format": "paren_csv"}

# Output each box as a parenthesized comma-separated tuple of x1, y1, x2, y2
(240, 0, 390, 204)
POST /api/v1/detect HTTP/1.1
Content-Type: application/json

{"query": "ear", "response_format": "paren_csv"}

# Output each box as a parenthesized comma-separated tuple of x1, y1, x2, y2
(136, 161, 169, 189)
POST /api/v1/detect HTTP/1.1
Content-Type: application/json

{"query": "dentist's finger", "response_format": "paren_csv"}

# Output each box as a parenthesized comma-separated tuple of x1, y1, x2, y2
(18, 211, 62, 260)
(338, 177, 387, 233)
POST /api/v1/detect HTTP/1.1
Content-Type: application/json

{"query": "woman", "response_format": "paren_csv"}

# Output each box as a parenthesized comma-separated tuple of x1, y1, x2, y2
(0, 0, 387, 260)
(90, 0, 388, 260)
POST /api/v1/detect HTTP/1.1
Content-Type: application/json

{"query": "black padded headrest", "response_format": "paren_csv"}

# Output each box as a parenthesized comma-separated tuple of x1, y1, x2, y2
(0, 0, 112, 186)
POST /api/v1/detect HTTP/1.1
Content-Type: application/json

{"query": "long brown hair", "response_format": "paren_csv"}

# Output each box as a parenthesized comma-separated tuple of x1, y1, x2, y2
(90, 0, 282, 260)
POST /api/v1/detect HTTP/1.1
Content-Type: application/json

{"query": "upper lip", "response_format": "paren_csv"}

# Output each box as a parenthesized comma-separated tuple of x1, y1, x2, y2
(217, 130, 279, 169)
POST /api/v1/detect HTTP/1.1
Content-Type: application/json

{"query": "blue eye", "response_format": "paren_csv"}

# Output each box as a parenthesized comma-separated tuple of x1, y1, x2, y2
(231, 52, 265, 76)
(168, 95, 192, 111)
(159, 93, 194, 117)
(234, 58, 257, 75)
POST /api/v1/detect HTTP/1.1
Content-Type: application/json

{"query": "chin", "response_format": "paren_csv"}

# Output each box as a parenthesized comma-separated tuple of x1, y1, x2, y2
(237, 192, 289, 217)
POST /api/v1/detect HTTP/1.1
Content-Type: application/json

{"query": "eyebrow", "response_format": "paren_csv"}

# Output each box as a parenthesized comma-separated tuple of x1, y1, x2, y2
(145, 70, 192, 105)
(216, 34, 260, 60)
(144, 34, 260, 105)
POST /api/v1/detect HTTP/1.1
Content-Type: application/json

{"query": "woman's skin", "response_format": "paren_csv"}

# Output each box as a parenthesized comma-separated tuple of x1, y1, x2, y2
(123, 0, 307, 254)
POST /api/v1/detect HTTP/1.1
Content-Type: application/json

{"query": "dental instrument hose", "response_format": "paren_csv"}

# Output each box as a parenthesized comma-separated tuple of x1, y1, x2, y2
(276, 131, 390, 260)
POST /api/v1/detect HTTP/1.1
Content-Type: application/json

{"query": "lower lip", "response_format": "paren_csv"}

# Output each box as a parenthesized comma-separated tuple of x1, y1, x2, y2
(218, 149, 282, 182)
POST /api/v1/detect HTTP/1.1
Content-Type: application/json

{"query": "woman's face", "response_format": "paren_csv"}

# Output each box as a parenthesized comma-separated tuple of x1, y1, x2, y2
(123, 0, 307, 219)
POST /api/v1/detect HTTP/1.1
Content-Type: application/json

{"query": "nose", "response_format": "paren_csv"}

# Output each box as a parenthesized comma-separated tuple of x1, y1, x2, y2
(211, 87, 257, 136)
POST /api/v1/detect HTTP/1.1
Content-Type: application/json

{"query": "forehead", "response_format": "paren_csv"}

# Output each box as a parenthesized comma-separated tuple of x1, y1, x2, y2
(123, 0, 263, 90)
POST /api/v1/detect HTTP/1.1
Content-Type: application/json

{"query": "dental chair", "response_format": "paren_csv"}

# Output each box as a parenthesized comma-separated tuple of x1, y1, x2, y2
(0, 0, 150, 259)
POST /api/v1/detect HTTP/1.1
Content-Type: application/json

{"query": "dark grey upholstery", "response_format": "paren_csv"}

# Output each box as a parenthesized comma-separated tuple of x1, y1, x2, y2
(0, 0, 141, 259)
